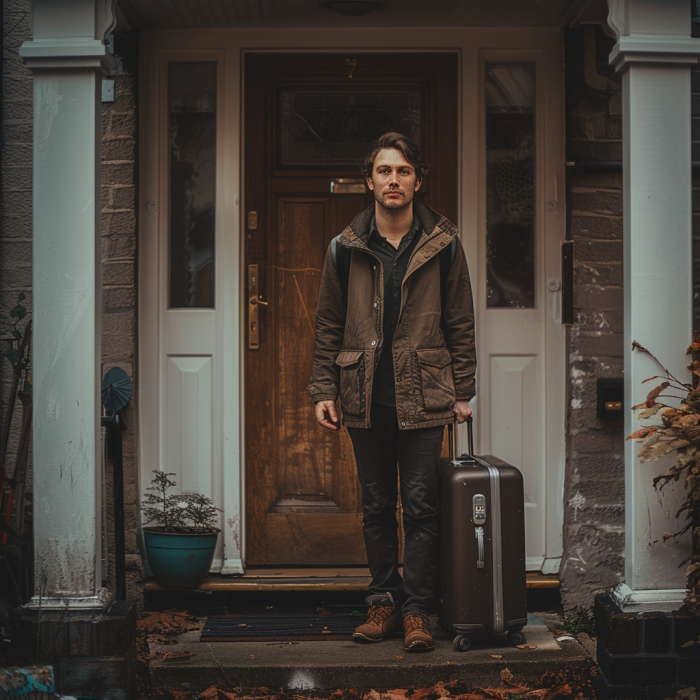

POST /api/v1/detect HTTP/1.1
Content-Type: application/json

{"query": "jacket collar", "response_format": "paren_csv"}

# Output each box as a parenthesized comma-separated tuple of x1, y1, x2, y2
(341, 199, 458, 250)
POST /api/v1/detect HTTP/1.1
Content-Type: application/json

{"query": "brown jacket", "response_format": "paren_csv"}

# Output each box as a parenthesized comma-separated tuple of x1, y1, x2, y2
(307, 200, 476, 429)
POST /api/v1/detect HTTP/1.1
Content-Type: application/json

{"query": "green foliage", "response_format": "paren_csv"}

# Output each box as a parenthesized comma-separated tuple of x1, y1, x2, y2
(141, 471, 221, 532)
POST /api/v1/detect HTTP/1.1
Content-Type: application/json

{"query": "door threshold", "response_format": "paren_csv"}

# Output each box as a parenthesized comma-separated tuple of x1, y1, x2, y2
(144, 568, 559, 592)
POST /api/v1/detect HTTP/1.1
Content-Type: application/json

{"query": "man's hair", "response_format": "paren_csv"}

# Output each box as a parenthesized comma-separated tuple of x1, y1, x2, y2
(362, 132, 428, 181)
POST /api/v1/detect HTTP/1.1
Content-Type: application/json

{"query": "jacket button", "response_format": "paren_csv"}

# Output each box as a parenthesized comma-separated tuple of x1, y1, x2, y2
(401, 421, 406, 427)
(371, 340, 377, 346)
(374, 302, 378, 308)
(440, 241, 446, 247)
(373, 265, 377, 270)
(397, 377, 402, 382)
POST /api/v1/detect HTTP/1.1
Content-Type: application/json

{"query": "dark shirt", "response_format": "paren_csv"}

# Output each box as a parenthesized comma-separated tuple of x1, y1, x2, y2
(367, 214, 421, 406)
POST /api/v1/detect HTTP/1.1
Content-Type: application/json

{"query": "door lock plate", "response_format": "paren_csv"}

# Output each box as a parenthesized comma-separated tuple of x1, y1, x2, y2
(249, 264, 260, 349)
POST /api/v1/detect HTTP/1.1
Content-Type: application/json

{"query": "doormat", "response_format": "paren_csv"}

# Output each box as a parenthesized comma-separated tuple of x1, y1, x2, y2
(200, 611, 365, 642)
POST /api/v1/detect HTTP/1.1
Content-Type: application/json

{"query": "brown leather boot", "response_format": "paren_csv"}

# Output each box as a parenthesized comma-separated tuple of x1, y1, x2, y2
(403, 613, 435, 652)
(352, 605, 402, 643)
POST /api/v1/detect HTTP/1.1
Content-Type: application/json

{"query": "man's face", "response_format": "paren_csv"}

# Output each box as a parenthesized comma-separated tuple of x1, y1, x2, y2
(366, 148, 422, 212)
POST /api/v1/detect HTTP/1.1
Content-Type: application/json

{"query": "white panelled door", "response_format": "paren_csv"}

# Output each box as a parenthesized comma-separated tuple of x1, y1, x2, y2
(473, 54, 565, 572)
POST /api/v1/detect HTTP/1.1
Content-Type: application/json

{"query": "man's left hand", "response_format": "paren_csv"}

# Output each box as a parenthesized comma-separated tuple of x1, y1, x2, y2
(453, 400, 472, 424)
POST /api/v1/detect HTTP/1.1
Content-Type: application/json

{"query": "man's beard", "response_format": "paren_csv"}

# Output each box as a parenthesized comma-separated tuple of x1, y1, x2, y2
(374, 188, 413, 214)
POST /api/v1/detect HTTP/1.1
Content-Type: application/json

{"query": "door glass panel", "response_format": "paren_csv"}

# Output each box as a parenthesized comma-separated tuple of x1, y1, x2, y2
(169, 62, 217, 308)
(485, 63, 535, 308)
(279, 91, 420, 167)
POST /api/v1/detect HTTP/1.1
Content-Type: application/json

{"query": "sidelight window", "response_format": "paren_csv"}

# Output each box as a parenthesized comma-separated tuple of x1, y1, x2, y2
(168, 62, 217, 309)
(485, 62, 536, 308)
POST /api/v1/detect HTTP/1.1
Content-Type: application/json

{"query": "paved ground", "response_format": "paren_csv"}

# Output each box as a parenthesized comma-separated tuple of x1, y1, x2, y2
(148, 613, 594, 692)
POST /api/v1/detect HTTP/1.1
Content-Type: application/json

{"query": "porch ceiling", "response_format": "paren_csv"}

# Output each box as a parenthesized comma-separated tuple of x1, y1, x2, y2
(117, 0, 608, 30)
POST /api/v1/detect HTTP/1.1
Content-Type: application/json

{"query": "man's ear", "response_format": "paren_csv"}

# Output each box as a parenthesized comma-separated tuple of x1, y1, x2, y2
(366, 175, 374, 191)
(414, 178, 423, 193)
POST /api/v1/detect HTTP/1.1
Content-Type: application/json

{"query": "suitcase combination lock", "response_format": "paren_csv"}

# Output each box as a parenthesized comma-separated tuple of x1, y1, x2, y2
(473, 494, 486, 569)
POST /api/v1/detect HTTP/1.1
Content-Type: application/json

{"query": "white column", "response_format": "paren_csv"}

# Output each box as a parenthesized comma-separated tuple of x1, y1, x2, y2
(19, 0, 116, 609)
(608, 0, 698, 607)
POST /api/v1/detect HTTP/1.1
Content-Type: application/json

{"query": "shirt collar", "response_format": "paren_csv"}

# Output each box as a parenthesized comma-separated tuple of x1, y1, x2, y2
(369, 213, 421, 242)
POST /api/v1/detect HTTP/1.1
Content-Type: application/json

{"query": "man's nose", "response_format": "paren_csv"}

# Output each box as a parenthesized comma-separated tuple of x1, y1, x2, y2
(389, 170, 399, 184)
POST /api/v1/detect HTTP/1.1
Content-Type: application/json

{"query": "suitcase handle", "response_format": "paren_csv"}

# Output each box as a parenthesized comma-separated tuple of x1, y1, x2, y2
(448, 415, 474, 461)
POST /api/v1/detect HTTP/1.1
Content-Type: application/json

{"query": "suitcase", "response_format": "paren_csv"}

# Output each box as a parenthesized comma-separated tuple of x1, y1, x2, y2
(439, 416, 528, 651)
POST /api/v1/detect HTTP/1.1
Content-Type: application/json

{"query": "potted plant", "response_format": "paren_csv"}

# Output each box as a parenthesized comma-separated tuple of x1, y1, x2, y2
(141, 471, 221, 588)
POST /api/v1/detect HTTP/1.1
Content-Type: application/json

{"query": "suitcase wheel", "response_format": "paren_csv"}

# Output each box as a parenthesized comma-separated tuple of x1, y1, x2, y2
(508, 629, 526, 646)
(453, 634, 471, 651)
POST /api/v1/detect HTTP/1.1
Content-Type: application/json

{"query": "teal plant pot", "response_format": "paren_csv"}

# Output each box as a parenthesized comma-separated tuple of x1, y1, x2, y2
(144, 527, 219, 588)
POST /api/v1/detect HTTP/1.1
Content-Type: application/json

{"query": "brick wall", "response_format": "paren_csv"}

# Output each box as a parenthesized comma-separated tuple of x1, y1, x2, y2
(560, 26, 626, 611)
(1, 4, 143, 603)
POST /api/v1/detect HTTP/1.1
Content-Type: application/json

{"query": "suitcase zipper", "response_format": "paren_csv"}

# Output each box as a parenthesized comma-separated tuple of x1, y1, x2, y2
(487, 464, 504, 634)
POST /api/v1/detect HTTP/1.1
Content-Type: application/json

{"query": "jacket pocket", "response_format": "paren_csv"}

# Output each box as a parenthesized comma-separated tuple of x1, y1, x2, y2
(416, 347, 455, 412)
(335, 350, 365, 417)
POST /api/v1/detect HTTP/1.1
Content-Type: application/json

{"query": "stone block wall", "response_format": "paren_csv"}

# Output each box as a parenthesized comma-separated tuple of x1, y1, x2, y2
(101, 30, 142, 605)
(1, 3, 33, 484)
(560, 26, 626, 611)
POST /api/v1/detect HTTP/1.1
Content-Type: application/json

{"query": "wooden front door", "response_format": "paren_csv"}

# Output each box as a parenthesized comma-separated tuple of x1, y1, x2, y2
(244, 52, 458, 566)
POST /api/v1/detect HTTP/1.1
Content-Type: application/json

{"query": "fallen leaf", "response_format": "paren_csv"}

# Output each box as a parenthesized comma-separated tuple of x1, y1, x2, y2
(516, 644, 538, 650)
(199, 687, 221, 699)
(393, 655, 404, 659)
(138, 609, 201, 635)
(162, 649, 196, 662)
(168, 688, 191, 700)
(501, 669, 514, 683)
(542, 684, 572, 700)
(249, 654, 256, 658)
(491, 654, 503, 659)
(147, 634, 178, 645)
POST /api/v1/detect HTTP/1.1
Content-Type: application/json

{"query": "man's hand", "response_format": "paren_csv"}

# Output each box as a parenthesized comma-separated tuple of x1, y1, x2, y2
(315, 400, 340, 431)
(453, 400, 472, 424)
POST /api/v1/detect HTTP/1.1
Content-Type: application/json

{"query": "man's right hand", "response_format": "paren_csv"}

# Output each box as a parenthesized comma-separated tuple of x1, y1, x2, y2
(315, 400, 340, 431)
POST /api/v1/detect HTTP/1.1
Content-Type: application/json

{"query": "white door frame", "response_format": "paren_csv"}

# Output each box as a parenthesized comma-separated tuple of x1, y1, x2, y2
(138, 26, 565, 574)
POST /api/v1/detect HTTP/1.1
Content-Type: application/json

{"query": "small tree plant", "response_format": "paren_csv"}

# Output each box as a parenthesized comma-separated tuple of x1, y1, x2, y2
(626, 337, 700, 614)
(142, 471, 221, 533)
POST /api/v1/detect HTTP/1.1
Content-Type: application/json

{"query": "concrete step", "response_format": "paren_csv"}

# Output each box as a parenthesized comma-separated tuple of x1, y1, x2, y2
(148, 613, 594, 692)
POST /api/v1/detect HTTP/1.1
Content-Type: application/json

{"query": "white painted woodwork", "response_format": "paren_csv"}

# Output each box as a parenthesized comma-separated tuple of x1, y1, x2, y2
(19, 0, 116, 609)
(608, 0, 696, 602)
(166, 356, 213, 496)
(476, 49, 566, 572)
(139, 27, 567, 574)
(139, 48, 231, 573)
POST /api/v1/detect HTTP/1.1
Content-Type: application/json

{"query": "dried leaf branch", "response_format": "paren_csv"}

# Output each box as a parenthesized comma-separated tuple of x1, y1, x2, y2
(628, 337, 700, 613)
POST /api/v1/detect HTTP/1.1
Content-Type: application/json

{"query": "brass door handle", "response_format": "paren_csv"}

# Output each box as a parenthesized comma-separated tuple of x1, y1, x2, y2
(248, 264, 268, 350)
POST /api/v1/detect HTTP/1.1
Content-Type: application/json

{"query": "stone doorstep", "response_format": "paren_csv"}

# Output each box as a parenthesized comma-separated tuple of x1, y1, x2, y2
(149, 614, 594, 692)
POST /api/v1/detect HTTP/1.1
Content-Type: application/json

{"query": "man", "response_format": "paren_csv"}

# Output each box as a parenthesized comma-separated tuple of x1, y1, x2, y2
(307, 132, 476, 652)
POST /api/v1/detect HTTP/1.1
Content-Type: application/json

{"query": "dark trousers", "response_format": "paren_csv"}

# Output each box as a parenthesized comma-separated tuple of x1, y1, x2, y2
(347, 403, 444, 616)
